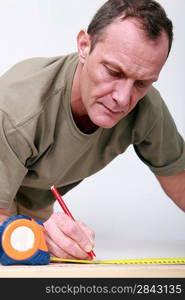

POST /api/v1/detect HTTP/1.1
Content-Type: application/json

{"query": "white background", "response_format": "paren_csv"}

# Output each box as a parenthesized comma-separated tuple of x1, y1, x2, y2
(0, 0, 184, 247)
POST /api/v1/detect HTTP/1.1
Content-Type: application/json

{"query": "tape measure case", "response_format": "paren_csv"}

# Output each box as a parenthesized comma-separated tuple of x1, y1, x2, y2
(0, 215, 50, 265)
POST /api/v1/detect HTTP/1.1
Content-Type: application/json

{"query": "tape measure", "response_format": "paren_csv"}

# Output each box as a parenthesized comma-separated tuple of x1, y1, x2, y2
(0, 215, 50, 265)
(50, 257, 185, 265)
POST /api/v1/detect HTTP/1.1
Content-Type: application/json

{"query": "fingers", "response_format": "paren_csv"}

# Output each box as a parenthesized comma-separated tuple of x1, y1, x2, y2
(45, 221, 90, 259)
(49, 212, 94, 252)
(76, 219, 95, 246)
(44, 233, 81, 260)
(44, 212, 95, 259)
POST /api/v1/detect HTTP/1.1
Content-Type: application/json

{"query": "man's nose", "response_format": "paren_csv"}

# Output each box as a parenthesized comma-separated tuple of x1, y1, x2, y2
(111, 79, 133, 109)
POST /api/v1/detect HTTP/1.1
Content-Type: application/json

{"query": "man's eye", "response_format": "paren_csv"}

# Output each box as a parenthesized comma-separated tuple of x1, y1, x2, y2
(108, 69, 122, 77)
(135, 81, 146, 88)
(104, 65, 122, 78)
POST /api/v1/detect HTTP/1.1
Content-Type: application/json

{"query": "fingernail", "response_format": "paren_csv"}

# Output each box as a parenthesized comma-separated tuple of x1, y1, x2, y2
(84, 244, 92, 252)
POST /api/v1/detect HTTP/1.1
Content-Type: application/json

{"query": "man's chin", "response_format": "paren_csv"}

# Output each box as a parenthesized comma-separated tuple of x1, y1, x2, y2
(91, 115, 119, 129)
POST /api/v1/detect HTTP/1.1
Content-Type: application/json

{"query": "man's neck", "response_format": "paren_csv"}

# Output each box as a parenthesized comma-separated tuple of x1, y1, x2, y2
(72, 113, 98, 134)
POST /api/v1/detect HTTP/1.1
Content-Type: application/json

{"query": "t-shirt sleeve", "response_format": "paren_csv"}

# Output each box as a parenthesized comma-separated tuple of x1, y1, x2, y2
(133, 96, 185, 176)
(16, 180, 83, 210)
(0, 111, 29, 208)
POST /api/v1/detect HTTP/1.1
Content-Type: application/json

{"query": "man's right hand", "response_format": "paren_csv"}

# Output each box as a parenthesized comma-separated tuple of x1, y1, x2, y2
(44, 212, 95, 260)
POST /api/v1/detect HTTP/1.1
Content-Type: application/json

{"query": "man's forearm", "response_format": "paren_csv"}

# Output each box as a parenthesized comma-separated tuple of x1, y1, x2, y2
(156, 170, 185, 212)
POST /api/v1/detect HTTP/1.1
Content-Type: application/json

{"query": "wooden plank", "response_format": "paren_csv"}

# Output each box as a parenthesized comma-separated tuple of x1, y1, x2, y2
(0, 263, 185, 278)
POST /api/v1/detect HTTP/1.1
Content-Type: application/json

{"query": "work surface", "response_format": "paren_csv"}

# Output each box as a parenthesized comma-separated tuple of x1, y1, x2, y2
(0, 240, 184, 278)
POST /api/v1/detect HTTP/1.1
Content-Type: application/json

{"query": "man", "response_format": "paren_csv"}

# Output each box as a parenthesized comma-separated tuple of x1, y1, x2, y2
(0, 0, 184, 260)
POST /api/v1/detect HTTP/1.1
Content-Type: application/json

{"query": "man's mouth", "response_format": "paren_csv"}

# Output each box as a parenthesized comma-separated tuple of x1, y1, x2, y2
(101, 103, 123, 114)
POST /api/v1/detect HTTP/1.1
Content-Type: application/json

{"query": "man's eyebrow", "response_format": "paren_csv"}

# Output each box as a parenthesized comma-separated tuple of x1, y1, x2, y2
(102, 59, 123, 72)
(102, 59, 159, 82)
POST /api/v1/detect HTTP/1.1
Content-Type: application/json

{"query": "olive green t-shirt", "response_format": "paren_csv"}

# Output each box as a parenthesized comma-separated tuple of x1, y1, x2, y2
(0, 52, 185, 210)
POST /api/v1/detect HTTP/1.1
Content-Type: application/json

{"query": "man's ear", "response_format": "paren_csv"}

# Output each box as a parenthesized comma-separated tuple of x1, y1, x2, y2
(77, 30, 91, 63)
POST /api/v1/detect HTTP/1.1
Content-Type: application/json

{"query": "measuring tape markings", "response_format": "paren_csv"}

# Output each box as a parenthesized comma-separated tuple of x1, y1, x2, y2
(50, 257, 185, 265)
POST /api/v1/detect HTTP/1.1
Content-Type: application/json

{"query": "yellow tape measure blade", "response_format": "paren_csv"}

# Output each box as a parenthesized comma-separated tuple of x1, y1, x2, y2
(50, 257, 185, 264)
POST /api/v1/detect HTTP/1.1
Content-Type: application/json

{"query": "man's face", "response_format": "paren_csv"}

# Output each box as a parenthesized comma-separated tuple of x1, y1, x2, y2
(75, 18, 169, 129)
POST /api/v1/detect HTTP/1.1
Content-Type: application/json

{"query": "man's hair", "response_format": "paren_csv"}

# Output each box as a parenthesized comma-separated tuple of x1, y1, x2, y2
(87, 0, 173, 54)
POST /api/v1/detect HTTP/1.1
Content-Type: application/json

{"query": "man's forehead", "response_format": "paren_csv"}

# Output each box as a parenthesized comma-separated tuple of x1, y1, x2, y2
(102, 17, 147, 41)
(100, 17, 168, 52)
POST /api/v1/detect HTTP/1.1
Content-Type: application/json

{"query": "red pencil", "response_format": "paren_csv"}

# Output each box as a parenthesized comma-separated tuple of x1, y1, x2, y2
(51, 185, 96, 258)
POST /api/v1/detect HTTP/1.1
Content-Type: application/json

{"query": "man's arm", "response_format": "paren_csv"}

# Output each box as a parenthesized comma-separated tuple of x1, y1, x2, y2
(156, 170, 185, 212)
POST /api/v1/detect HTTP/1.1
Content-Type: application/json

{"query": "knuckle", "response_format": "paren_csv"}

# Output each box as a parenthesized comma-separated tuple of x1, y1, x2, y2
(52, 212, 63, 222)
(78, 234, 89, 246)
(50, 212, 64, 222)
(44, 212, 61, 231)
(65, 221, 77, 236)
(64, 238, 75, 250)
(44, 219, 52, 232)
(76, 220, 95, 241)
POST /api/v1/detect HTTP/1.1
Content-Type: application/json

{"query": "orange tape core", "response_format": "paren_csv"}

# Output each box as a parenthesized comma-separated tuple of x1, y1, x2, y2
(2, 219, 40, 260)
